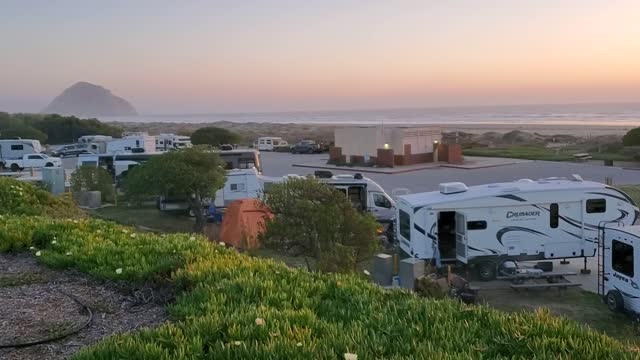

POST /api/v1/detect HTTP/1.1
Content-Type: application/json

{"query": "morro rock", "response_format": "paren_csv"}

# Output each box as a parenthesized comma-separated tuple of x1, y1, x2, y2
(42, 82, 137, 117)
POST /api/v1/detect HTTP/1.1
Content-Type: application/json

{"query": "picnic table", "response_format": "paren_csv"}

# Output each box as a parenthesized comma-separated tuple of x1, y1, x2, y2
(572, 153, 593, 161)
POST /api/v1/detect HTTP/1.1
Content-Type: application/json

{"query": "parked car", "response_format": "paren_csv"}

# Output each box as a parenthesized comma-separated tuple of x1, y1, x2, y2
(52, 143, 90, 157)
(4, 153, 62, 172)
(291, 140, 320, 154)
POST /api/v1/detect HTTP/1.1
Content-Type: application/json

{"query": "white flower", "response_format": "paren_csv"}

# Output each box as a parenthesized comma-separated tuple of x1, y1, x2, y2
(218, 242, 225, 247)
(51, 240, 57, 245)
(189, 236, 196, 241)
(65, 251, 73, 256)
(233, 341, 242, 346)
(130, 233, 136, 238)
(96, 230, 102, 234)
(296, 342, 303, 347)
(35, 251, 42, 257)
(73, 220, 78, 223)
(115, 268, 123, 274)
(122, 229, 128, 234)
(344, 353, 358, 360)
(29, 246, 35, 250)
(363, 270, 370, 276)
(255, 318, 264, 326)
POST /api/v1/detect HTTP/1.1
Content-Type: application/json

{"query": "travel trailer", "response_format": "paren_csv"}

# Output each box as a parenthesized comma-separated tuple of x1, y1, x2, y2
(106, 134, 155, 154)
(396, 176, 639, 280)
(254, 137, 289, 151)
(155, 133, 192, 152)
(157, 168, 263, 215)
(0, 139, 43, 167)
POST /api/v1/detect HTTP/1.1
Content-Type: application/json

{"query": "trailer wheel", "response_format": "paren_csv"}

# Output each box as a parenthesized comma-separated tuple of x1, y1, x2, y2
(606, 290, 624, 313)
(10, 163, 20, 172)
(45, 162, 54, 167)
(477, 261, 497, 281)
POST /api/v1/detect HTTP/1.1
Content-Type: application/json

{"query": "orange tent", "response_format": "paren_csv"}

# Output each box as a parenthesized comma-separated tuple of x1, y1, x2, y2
(218, 199, 273, 250)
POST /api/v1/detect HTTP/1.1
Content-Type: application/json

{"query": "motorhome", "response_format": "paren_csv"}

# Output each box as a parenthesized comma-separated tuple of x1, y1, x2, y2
(155, 133, 192, 152)
(260, 171, 396, 223)
(396, 176, 639, 280)
(598, 223, 640, 317)
(77, 149, 262, 179)
(254, 137, 289, 151)
(0, 139, 43, 167)
(105, 134, 155, 154)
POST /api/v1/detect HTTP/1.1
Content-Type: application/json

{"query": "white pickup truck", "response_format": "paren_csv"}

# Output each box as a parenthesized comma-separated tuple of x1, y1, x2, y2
(4, 153, 62, 172)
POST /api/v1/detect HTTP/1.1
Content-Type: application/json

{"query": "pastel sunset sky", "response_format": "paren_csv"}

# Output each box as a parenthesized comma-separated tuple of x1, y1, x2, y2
(1, 0, 640, 113)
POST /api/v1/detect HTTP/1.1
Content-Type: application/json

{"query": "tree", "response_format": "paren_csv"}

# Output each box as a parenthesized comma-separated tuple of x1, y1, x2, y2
(123, 147, 226, 232)
(623, 127, 640, 147)
(191, 126, 241, 147)
(0, 125, 48, 143)
(261, 177, 379, 273)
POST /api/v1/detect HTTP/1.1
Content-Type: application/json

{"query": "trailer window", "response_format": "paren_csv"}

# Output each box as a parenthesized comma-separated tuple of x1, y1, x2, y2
(612, 240, 634, 277)
(550, 203, 559, 228)
(230, 183, 245, 192)
(466, 221, 487, 230)
(11, 144, 23, 151)
(586, 199, 606, 213)
(399, 210, 411, 240)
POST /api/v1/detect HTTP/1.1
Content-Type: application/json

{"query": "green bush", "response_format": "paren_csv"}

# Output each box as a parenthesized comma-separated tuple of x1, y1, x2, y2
(0, 214, 635, 359)
(623, 127, 640, 147)
(0, 177, 83, 218)
(191, 126, 241, 146)
(70, 166, 116, 203)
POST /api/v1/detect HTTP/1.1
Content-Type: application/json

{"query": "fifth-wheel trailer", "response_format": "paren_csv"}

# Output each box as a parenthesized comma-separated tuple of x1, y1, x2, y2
(396, 176, 639, 280)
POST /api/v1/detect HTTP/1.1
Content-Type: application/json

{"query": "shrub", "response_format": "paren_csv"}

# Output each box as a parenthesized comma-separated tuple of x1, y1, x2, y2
(0, 177, 83, 218)
(623, 127, 640, 147)
(261, 177, 379, 273)
(70, 166, 116, 203)
(191, 126, 241, 146)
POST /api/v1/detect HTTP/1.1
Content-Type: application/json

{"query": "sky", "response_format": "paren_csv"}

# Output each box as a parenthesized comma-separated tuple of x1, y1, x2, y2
(1, 0, 640, 114)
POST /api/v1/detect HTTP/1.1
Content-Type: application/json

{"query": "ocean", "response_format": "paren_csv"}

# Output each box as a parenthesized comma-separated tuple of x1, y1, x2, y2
(103, 102, 640, 126)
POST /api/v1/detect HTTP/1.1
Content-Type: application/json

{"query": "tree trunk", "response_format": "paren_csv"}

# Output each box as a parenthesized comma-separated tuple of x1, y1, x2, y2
(189, 194, 206, 233)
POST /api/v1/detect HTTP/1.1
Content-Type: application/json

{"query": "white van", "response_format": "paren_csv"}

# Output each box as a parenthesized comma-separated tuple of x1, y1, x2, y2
(254, 137, 289, 151)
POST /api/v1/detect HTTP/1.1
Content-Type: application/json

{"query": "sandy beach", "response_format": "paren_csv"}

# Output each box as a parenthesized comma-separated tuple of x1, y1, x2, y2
(111, 120, 632, 144)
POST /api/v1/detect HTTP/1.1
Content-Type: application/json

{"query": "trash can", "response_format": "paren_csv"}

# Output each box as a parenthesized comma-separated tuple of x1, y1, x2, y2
(604, 159, 613, 167)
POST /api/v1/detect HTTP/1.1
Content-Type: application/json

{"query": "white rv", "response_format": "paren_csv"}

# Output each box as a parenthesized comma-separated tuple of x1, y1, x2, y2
(0, 139, 43, 167)
(254, 137, 289, 151)
(260, 171, 396, 223)
(396, 176, 639, 280)
(106, 134, 155, 154)
(157, 168, 262, 215)
(78, 135, 113, 144)
(155, 133, 192, 152)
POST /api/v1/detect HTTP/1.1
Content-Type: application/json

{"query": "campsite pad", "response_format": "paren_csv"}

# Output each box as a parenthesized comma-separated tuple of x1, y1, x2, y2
(0, 253, 167, 360)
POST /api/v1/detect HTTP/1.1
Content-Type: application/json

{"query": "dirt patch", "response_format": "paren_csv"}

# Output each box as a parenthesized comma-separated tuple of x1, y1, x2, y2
(0, 253, 168, 360)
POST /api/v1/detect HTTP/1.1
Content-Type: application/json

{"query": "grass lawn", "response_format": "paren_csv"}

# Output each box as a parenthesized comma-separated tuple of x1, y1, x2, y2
(464, 145, 636, 162)
(481, 288, 640, 347)
(91, 205, 195, 233)
(620, 185, 640, 204)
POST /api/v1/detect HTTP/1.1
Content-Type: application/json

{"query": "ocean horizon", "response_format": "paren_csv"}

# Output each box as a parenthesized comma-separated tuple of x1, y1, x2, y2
(102, 102, 640, 127)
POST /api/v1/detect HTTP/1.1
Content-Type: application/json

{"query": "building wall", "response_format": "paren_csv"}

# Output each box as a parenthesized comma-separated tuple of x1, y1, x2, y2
(334, 127, 384, 161)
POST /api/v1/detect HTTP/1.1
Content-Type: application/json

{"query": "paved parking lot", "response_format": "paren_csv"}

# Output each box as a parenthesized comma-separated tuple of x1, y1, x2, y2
(261, 152, 640, 194)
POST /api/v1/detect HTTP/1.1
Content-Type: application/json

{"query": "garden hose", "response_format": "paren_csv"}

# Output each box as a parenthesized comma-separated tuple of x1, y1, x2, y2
(0, 289, 93, 349)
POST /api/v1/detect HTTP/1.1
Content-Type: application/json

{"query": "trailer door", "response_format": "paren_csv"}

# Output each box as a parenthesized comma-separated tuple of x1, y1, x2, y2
(455, 212, 468, 263)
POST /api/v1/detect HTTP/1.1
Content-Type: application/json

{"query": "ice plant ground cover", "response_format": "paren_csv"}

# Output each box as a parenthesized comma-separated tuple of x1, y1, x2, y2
(0, 178, 637, 359)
